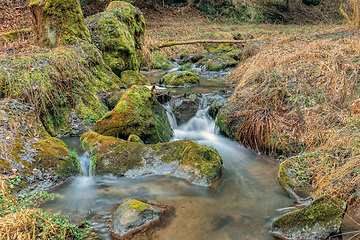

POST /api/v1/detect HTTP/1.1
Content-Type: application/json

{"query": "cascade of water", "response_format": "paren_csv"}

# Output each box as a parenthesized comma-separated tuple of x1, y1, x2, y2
(163, 102, 178, 129)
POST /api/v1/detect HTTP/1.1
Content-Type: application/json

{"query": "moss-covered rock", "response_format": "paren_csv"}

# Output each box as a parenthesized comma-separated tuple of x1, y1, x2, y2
(208, 98, 227, 119)
(32, 137, 80, 178)
(81, 130, 223, 185)
(107, 90, 126, 110)
(206, 57, 238, 71)
(271, 196, 346, 239)
(121, 70, 150, 88)
(0, 42, 124, 136)
(110, 198, 160, 238)
(153, 51, 172, 70)
(178, 62, 192, 71)
(160, 72, 200, 87)
(92, 85, 173, 143)
(85, 1, 145, 76)
(128, 134, 143, 143)
(29, 0, 90, 47)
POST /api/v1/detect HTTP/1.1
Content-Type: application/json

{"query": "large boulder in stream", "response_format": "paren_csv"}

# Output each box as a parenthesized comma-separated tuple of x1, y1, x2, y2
(80, 130, 223, 185)
(160, 72, 200, 87)
(169, 93, 200, 124)
(92, 85, 173, 144)
(271, 196, 346, 239)
(121, 70, 150, 88)
(85, 1, 145, 76)
(110, 199, 173, 239)
(206, 57, 238, 71)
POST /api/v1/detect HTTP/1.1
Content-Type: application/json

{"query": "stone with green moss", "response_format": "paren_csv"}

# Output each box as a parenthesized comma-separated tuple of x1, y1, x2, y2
(160, 71, 200, 87)
(206, 57, 238, 71)
(121, 70, 150, 88)
(153, 51, 172, 70)
(32, 137, 80, 178)
(178, 62, 192, 71)
(111, 198, 160, 238)
(0, 42, 124, 136)
(92, 85, 173, 143)
(29, 0, 90, 47)
(271, 196, 346, 239)
(85, 1, 145, 76)
(81, 130, 223, 185)
(107, 90, 125, 110)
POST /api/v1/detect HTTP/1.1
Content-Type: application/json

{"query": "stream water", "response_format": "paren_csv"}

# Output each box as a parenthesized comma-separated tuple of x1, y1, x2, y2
(41, 106, 293, 240)
(41, 62, 294, 239)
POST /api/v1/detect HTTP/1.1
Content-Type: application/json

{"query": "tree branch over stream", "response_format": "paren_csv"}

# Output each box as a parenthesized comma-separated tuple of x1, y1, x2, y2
(157, 39, 248, 48)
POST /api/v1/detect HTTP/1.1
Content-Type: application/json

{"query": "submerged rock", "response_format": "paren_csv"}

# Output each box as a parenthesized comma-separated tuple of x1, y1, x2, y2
(271, 196, 346, 239)
(29, 0, 90, 47)
(80, 130, 223, 185)
(93, 85, 173, 143)
(85, 1, 145, 75)
(206, 57, 238, 71)
(110, 199, 173, 239)
(170, 93, 199, 124)
(160, 71, 200, 87)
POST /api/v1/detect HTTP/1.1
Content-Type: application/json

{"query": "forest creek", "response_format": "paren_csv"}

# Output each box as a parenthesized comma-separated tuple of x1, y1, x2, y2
(1, 0, 360, 239)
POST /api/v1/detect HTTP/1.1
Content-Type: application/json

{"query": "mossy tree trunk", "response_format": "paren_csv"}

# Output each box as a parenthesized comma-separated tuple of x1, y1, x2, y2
(29, 0, 90, 47)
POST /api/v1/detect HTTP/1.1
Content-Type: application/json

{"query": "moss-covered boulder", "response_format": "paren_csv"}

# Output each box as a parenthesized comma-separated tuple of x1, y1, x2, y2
(153, 51, 172, 70)
(160, 72, 200, 87)
(29, 0, 90, 47)
(178, 62, 192, 71)
(0, 42, 124, 136)
(92, 85, 173, 143)
(107, 90, 126, 110)
(85, 1, 145, 76)
(208, 98, 227, 119)
(206, 57, 238, 71)
(271, 196, 346, 239)
(121, 70, 150, 88)
(81, 130, 223, 185)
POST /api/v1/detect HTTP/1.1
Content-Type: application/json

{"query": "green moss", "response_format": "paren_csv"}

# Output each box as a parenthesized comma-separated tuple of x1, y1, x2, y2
(0, 28, 32, 46)
(160, 71, 200, 87)
(108, 91, 125, 110)
(178, 62, 192, 71)
(272, 196, 346, 238)
(122, 199, 150, 212)
(128, 134, 143, 143)
(81, 131, 222, 181)
(277, 160, 296, 190)
(32, 137, 81, 179)
(0, 42, 123, 136)
(29, 0, 90, 47)
(153, 51, 172, 70)
(85, 1, 145, 75)
(206, 57, 238, 71)
(121, 70, 150, 88)
(93, 85, 173, 143)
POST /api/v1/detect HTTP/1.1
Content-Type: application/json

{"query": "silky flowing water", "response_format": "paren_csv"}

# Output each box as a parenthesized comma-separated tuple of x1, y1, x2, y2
(41, 63, 295, 239)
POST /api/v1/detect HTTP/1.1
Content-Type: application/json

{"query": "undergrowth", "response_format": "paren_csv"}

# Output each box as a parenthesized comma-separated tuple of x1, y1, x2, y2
(0, 177, 91, 239)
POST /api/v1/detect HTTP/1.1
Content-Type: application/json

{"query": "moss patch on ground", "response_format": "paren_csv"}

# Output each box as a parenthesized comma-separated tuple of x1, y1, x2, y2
(0, 42, 124, 136)
(93, 85, 173, 144)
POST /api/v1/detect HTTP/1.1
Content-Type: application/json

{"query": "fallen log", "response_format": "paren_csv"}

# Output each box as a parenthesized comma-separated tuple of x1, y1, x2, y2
(157, 39, 248, 48)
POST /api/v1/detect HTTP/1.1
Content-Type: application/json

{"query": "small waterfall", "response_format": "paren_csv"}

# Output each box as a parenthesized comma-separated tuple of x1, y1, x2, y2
(78, 151, 91, 176)
(163, 103, 178, 129)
